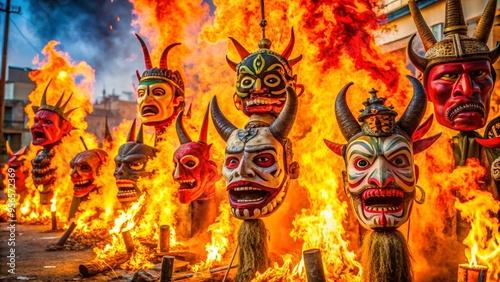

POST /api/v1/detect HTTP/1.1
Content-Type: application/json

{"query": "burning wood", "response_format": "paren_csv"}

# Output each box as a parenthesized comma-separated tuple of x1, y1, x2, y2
(122, 230, 135, 253)
(303, 248, 326, 282)
(160, 255, 175, 282)
(56, 222, 76, 246)
(79, 252, 131, 277)
(458, 264, 488, 282)
(159, 225, 170, 252)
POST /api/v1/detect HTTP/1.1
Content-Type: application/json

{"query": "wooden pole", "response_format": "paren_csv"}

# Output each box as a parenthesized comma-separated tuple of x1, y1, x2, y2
(51, 211, 57, 230)
(159, 225, 170, 252)
(122, 230, 135, 253)
(303, 248, 326, 282)
(159, 255, 175, 282)
(56, 222, 76, 246)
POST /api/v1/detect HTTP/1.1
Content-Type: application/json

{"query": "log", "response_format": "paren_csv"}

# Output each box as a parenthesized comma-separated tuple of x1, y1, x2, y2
(56, 222, 76, 246)
(159, 225, 170, 252)
(51, 211, 57, 231)
(303, 248, 326, 282)
(132, 269, 156, 282)
(458, 264, 488, 282)
(79, 252, 130, 277)
(160, 255, 175, 282)
(122, 230, 135, 253)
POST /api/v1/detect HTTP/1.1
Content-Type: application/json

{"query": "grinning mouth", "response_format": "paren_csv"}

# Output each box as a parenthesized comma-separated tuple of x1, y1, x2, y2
(141, 105, 159, 117)
(446, 102, 484, 120)
(227, 181, 286, 218)
(361, 188, 404, 213)
(116, 179, 140, 202)
(73, 179, 92, 188)
(177, 179, 197, 191)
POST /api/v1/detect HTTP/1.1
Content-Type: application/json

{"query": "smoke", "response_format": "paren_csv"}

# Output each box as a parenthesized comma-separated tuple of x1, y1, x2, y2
(25, 0, 139, 95)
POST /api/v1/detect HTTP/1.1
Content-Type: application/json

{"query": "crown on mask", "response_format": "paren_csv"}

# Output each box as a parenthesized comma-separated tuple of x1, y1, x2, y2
(358, 88, 397, 137)
(31, 79, 77, 121)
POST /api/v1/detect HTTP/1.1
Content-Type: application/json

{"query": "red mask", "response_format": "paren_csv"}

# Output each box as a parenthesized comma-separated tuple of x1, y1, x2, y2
(426, 60, 493, 132)
(31, 110, 72, 146)
(6, 145, 28, 193)
(70, 149, 107, 198)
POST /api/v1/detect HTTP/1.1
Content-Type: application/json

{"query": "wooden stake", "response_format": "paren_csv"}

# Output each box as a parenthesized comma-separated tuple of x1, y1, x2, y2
(458, 264, 488, 282)
(56, 222, 77, 246)
(160, 255, 175, 282)
(122, 230, 135, 253)
(303, 248, 326, 282)
(159, 225, 170, 252)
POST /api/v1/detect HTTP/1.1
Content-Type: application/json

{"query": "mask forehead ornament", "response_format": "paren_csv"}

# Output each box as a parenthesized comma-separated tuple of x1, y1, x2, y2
(135, 34, 185, 134)
(211, 86, 299, 219)
(173, 106, 219, 204)
(114, 119, 157, 203)
(226, 4, 303, 118)
(325, 76, 441, 230)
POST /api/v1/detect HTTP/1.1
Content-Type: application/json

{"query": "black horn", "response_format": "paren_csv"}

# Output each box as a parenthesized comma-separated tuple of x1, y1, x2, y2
(270, 86, 298, 141)
(175, 111, 192, 144)
(210, 96, 237, 142)
(397, 75, 427, 137)
(335, 82, 361, 141)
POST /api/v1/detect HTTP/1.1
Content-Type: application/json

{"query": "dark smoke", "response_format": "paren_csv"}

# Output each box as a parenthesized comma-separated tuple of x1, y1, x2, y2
(26, 0, 139, 94)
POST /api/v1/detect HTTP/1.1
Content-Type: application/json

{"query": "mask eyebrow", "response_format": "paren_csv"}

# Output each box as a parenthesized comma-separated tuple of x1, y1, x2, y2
(120, 154, 149, 162)
(347, 140, 375, 159)
(245, 144, 277, 154)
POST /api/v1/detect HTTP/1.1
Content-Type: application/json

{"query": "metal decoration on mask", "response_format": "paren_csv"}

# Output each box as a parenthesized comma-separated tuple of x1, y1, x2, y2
(325, 76, 440, 230)
(407, 0, 500, 132)
(114, 119, 157, 203)
(5, 141, 29, 200)
(211, 86, 299, 220)
(173, 106, 219, 204)
(30, 80, 76, 205)
(226, 1, 303, 118)
(135, 34, 185, 142)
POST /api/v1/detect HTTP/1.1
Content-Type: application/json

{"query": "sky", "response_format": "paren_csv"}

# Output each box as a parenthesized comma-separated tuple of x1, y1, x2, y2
(1, 0, 144, 101)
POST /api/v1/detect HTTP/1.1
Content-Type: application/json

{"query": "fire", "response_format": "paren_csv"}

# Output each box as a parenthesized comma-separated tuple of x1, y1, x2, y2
(50, 192, 57, 213)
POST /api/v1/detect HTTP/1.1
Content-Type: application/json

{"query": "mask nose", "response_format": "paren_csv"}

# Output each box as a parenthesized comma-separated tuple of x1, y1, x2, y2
(368, 160, 395, 187)
(235, 157, 255, 178)
(453, 73, 480, 98)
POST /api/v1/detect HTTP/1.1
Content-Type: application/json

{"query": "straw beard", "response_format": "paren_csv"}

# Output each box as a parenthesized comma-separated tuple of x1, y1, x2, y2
(235, 219, 270, 282)
(361, 229, 413, 282)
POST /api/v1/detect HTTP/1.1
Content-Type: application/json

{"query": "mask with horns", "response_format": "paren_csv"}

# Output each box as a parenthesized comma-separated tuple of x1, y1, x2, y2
(226, 28, 303, 117)
(5, 141, 28, 194)
(173, 107, 219, 204)
(135, 34, 185, 130)
(114, 119, 157, 203)
(408, 0, 500, 131)
(325, 76, 441, 230)
(211, 86, 300, 219)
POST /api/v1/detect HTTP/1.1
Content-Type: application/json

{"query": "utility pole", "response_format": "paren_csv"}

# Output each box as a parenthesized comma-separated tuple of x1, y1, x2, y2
(0, 0, 21, 149)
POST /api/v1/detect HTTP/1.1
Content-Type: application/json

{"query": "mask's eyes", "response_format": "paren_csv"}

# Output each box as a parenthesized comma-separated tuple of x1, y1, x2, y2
(264, 74, 281, 88)
(152, 88, 166, 96)
(225, 156, 240, 169)
(390, 154, 410, 168)
(80, 164, 91, 172)
(115, 161, 122, 168)
(44, 119, 53, 125)
(253, 153, 275, 167)
(129, 161, 145, 171)
(239, 76, 255, 89)
(470, 70, 488, 79)
(180, 155, 199, 169)
(353, 157, 370, 170)
(137, 89, 146, 98)
(438, 73, 459, 82)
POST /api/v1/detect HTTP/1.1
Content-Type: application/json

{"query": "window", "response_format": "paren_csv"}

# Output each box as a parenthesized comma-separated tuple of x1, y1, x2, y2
(432, 23, 444, 41)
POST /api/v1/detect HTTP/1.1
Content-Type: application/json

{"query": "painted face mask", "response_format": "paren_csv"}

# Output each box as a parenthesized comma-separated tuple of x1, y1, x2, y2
(226, 29, 303, 117)
(114, 120, 157, 203)
(211, 86, 299, 219)
(70, 149, 108, 198)
(135, 34, 185, 132)
(408, 0, 500, 131)
(325, 76, 441, 230)
(5, 142, 28, 194)
(173, 108, 219, 204)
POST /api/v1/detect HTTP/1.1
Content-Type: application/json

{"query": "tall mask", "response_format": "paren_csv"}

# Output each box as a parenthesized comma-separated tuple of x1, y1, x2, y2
(173, 107, 219, 204)
(135, 34, 185, 130)
(70, 149, 108, 198)
(325, 76, 441, 230)
(114, 120, 157, 203)
(5, 142, 28, 194)
(407, 0, 500, 131)
(30, 81, 75, 147)
(226, 28, 303, 117)
(211, 86, 299, 219)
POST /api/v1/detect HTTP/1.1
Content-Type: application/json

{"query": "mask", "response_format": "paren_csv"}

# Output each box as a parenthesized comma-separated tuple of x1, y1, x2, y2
(6, 143, 28, 193)
(173, 110, 218, 204)
(114, 121, 157, 203)
(70, 149, 107, 198)
(211, 86, 299, 219)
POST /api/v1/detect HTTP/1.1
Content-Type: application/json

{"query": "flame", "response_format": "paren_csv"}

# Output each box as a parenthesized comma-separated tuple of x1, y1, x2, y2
(50, 192, 57, 212)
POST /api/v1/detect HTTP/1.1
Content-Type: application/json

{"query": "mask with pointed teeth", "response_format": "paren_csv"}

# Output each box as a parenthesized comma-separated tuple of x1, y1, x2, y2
(70, 149, 107, 198)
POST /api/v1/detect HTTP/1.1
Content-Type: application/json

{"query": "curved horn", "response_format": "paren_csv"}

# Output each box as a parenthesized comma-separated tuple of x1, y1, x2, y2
(60, 92, 73, 113)
(289, 55, 303, 68)
(127, 119, 137, 142)
(55, 91, 65, 108)
(407, 35, 429, 72)
(228, 37, 250, 59)
(408, 0, 437, 50)
(6, 141, 14, 157)
(175, 111, 192, 144)
(104, 115, 113, 142)
(210, 96, 237, 142)
(226, 56, 238, 71)
(473, 0, 497, 42)
(443, 0, 467, 36)
(136, 123, 144, 144)
(135, 34, 153, 69)
(335, 82, 361, 141)
(160, 42, 181, 69)
(281, 27, 295, 59)
(489, 43, 500, 64)
(397, 75, 427, 137)
(136, 70, 141, 81)
(41, 79, 53, 107)
(323, 139, 345, 156)
(270, 86, 298, 141)
(198, 104, 210, 143)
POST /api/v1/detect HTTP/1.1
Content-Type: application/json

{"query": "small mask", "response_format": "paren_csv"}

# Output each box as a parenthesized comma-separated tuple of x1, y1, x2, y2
(70, 149, 108, 198)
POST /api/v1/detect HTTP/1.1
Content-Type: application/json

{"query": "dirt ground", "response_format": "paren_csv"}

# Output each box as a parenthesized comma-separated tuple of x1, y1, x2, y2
(0, 222, 236, 282)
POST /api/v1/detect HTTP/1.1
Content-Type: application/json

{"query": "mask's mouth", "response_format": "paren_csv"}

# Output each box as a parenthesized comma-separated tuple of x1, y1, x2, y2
(244, 95, 286, 113)
(116, 179, 140, 202)
(227, 180, 286, 219)
(33, 130, 47, 141)
(446, 102, 484, 121)
(361, 188, 404, 213)
(177, 179, 197, 191)
(73, 179, 96, 197)
(141, 105, 159, 117)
